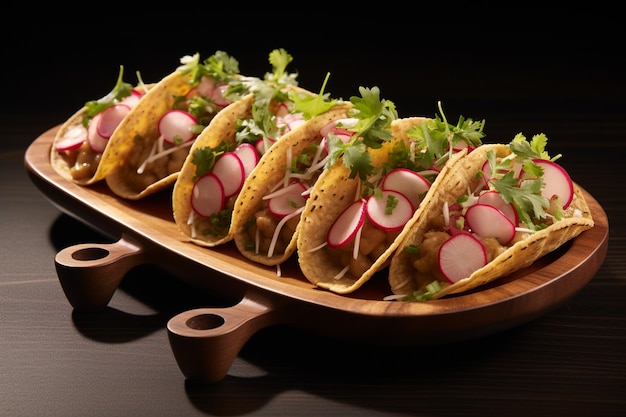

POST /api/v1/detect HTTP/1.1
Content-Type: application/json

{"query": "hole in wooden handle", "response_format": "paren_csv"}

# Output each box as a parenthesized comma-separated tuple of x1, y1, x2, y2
(54, 234, 146, 311)
(186, 313, 226, 330)
(71, 247, 110, 261)
(167, 294, 285, 384)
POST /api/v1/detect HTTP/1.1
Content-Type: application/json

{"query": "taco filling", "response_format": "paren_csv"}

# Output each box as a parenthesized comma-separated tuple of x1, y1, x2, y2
(389, 134, 594, 301)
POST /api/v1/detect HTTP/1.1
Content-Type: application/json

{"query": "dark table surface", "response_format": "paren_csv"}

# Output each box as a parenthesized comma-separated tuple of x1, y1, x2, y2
(2, 11, 625, 417)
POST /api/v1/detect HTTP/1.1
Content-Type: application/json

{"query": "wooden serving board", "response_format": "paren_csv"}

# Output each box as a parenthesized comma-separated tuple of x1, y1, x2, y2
(25, 125, 609, 383)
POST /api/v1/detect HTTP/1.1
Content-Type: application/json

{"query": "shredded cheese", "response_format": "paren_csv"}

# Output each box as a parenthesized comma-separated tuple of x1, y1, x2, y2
(137, 136, 194, 174)
(267, 207, 304, 257)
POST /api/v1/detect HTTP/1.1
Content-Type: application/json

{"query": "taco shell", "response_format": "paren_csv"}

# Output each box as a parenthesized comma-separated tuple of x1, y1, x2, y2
(230, 103, 353, 266)
(104, 70, 198, 200)
(172, 94, 256, 247)
(296, 117, 446, 294)
(50, 84, 153, 185)
(388, 143, 595, 299)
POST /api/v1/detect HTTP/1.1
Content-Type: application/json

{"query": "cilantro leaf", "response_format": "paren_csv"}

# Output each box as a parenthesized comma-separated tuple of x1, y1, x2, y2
(488, 152, 550, 230)
(265, 48, 298, 87)
(348, 86, 397, 148)
(406, 101, 485, 169)
(192, 142, 230, 179)
(509, 132, 562, 162)
(83, 65, 134, 123)
(323, 86, 398, 180)
(290, 72, 339, 120)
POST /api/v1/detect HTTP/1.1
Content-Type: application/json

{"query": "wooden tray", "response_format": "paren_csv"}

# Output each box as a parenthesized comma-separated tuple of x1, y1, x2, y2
(25, 125, 609, 383)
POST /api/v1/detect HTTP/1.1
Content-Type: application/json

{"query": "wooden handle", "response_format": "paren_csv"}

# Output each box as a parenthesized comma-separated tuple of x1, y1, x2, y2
(167, 293, 283, 384)
(54, 234, 146, 311)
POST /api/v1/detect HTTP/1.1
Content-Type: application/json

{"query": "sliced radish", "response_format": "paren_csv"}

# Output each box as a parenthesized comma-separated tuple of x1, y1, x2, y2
(255, 137, 276, 155)
(327, 199, 366, 248)
(533, 159, 574, 209)
(381, 168, 431, 210)
(276, 111, 305, 136)
(196, 76, 216, 97)
(211, 82, 232, 108)
(365, 190, 414, 232)
(275, 102, 290, 118)
(119, 88, 145, 108)
(55, 125, 87, 151)
(158, 110, 197, 144)
(86, 113, 108, 153)
(267, 182, 308, 218)
(438, 232, 488, 283)
(233, 143, 260, 178)
(191, 173, 225, 217)
(97, 104, 131, 139)
(319, 118, 358, 138)
(465, 203, 516, 245)
(211, 152, 245, 198)
(453, 140, 467, 150)
(477, 190, 518, 225)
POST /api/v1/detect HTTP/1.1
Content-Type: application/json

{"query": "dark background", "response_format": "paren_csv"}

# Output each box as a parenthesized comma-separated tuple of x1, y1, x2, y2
(3, 7, 626, 417)
(3, 7, 624, 140)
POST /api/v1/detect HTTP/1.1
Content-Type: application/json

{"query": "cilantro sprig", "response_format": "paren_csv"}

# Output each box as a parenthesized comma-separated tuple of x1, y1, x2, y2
(234, 49, 304, 147)
(176, 51, 240, 86)
(406, 101, 486, 170)
(486, 133, 563, 230)
(325, 86, 398, 180)
(290, 72, 339, 120)
(83, 65, 134, 124)
(191, 142, 231, 180)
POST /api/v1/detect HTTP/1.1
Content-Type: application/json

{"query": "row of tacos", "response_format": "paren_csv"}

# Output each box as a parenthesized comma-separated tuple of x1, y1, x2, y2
(50, 48, 595, 301)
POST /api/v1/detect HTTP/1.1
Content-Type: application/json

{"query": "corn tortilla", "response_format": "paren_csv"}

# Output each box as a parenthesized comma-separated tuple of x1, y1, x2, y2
(230, 103, 353, 266)
(296, 117, 448, 294)
(388, 143, 595, 299)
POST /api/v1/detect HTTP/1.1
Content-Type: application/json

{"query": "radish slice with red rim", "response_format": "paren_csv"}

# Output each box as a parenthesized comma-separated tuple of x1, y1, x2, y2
(97, 104, 131, 139)
(211, 82, 232, 108)
(211, 151, 245, 198)
(275, 102, 290, 118)
(365, 190, 414, 232)
(255, 137, 276, 155)
(381, 168, 431, 210)
(465, 203, 516, 245)
(191, 173, 225, 217)
(319, 118, 358, 138)
(438, 232, 488, 283)
(267, 182, 308, 218)
(119, 88, 145, 108)
(477, 190, 518, 225)
(86, 113, 108, 153)
(195, 76, 216, 97)
(55, 125, 87, 151)
(327, 199, 366, 248)
(533, 159, 574, 209)
(233, 143, 260, 178)
(158, 110, 197, 144)
(282, 113, 306, 131)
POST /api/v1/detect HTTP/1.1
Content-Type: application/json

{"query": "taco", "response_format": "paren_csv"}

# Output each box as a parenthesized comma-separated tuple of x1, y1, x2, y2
(172, 49, 321, 248)
(296, 101, 487, 294)
(230, 101, 354, 267)
(50, 66, 151, 184)
(103, 50, 242, 200)
(388, 135, 595, 301)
